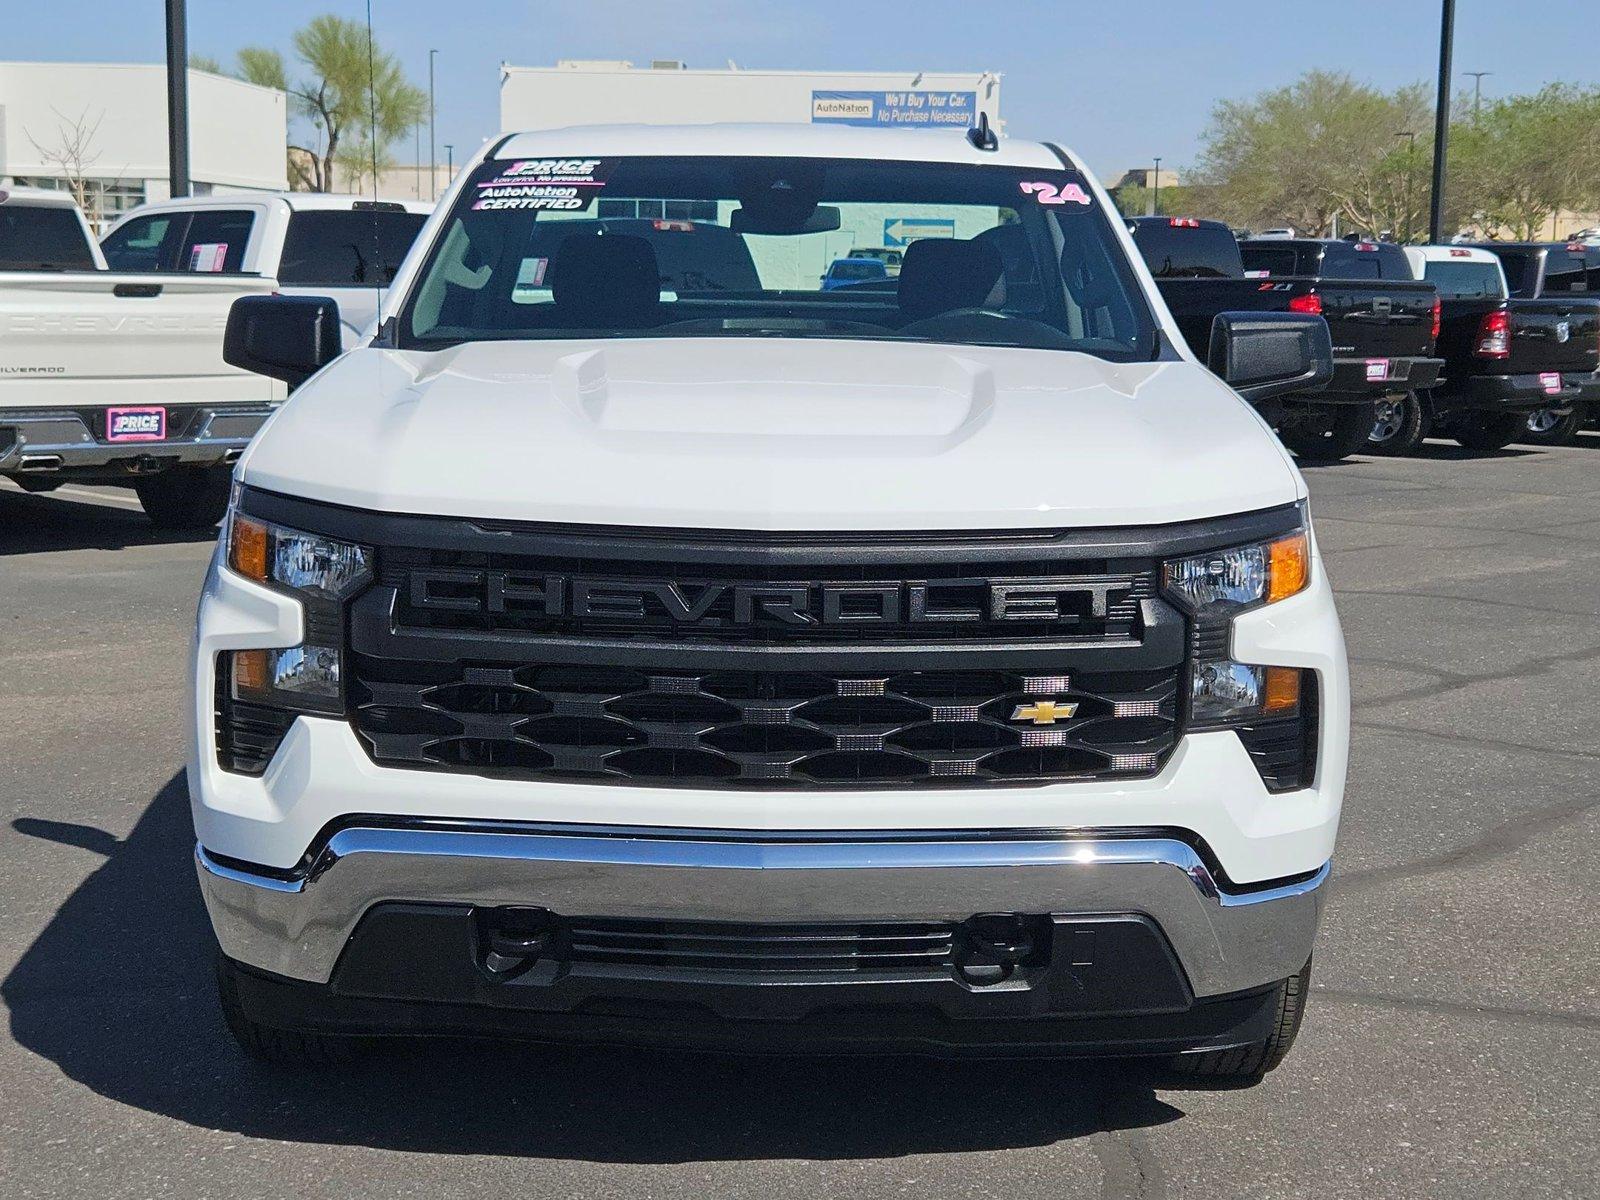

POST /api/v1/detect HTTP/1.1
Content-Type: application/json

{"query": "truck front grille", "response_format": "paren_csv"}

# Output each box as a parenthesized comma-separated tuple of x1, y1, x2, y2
(349, 658, 1179, 787)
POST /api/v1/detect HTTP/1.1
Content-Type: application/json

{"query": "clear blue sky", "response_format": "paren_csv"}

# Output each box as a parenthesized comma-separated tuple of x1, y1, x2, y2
(6, 0, 1597, 179)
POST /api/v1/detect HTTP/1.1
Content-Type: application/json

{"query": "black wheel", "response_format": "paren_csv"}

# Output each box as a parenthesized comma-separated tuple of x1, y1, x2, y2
(132, 466, 232, 528)
(1520, 407, 1581, 447)
(216, 954, 361, 1067)
(1280, 402, 1378, 463)
(1451, 412, 1524, 452)
(1166, 958, 1311, 1086)
(1365, 392, 1426, 456)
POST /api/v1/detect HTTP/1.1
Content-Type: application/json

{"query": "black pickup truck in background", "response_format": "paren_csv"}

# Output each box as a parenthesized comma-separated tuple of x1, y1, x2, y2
(1378, 245, 1600, 452)
(1466, 242, 1600, 445)
(1128, 219, 1441, 461)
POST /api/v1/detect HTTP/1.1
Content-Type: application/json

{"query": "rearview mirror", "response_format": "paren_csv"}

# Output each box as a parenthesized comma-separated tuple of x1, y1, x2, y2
(729, 205, 843, 236)
(1207, 311, 1333, 404)
(223, 294, 342, 388)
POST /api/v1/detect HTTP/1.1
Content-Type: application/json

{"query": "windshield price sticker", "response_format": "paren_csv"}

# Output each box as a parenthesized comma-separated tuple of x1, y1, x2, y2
(1018, 180, 1093, 207)
(473, 158, 614, 212)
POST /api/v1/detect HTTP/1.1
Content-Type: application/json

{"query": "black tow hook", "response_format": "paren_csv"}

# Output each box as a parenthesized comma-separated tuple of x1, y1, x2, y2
(953, 913, 1046, 986)
(481, 906, 556, 977)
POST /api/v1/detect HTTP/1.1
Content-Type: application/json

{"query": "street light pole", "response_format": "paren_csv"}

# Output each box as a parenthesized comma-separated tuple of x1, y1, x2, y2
(1396, 131, 1417, 243)
(444, 144, 454, 185)
(1151, 156, 1162, 218)
(428, 49, 438, 201)
(1428, 0, 1456, 244)
(1464, 71, 1491, 123)
(164, 0, 190, 198)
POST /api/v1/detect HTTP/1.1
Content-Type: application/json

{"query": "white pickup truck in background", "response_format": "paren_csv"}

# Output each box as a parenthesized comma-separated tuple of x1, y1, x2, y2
(101, 192, 433, 347)
(1, 186, 282, 527)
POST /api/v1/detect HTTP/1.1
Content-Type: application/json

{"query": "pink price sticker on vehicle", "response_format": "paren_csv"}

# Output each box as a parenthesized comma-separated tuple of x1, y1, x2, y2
(106, 406, 166, 442)
(1540, 372, 1563, 395)
(1365, 359, 1389, 382)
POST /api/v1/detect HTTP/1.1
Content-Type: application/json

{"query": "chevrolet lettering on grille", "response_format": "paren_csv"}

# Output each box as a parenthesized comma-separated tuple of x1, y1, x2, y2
(406, 571, 1136, 629)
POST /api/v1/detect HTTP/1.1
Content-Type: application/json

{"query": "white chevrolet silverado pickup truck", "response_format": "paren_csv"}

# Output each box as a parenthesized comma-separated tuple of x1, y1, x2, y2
(192, 124, 1348, 1083)
(0, 186, 281, 526)
(101, 192, 432, 348)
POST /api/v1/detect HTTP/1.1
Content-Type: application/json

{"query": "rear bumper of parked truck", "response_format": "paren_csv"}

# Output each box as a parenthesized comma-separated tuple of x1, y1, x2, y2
(1443, 372, 1582, 414)
(1308, 355, 1443, 400)
(200, 826, 1326, 1058)
(0, 403, 277, 481)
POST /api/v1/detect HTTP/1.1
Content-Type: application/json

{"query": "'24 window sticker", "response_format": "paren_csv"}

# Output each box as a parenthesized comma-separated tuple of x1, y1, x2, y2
(472, 158, 616, 212)
(1018, 180, 1093, 206)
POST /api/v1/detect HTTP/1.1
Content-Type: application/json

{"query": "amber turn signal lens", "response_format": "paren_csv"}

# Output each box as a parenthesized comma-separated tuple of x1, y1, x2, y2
(1267, 531, 1310, 605)
(230, 648, 270, 697)
(228, 514, 270, 583)
(1262, 666, 1302, 713)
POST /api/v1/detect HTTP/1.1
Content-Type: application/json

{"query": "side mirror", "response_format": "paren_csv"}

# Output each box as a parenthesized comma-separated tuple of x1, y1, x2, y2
(224, 294, 342, 388)
(1207, 311, 1334, 404)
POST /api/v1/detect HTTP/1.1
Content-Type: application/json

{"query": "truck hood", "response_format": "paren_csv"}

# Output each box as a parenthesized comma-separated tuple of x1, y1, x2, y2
(239, 338, 1304, 531)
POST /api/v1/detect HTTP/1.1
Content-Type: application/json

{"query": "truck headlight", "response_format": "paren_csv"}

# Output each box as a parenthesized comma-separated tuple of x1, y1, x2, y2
(1162, 527, 1309, 615)
(226, 510, 372, 601)
(219, 503, 372, 719)
(1163, 511, 1318, 789)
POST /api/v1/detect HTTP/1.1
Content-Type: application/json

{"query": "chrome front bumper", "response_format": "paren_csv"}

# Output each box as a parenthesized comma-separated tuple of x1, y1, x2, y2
(0, 405, 276, 473)
(197, 824, 1327, 998)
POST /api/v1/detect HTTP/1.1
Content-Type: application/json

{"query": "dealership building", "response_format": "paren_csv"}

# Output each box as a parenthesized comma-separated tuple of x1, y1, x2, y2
(0, 61, 288, 228)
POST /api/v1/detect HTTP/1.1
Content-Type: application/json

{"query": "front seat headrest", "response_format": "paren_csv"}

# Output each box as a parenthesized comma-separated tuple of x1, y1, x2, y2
(551, 233, 661, 328)
(897, 238, 1005, 322)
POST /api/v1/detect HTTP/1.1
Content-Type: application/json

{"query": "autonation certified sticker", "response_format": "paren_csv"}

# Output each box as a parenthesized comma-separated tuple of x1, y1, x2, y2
(472, 158, 615, 212)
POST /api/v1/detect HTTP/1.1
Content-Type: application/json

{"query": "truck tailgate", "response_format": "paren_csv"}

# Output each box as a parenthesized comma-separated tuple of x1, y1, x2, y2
(0, 272, 282, 410)
(1318, 282, 1438, 359)
(1504, 298, 1600, 376)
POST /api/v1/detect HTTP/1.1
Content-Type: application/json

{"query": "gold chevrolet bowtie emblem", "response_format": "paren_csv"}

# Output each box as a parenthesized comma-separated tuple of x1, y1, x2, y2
(1010, 700, 1079, 725)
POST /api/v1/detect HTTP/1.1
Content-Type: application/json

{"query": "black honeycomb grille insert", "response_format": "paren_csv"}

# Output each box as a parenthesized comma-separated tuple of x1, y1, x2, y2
(350, 658, 1180, 788)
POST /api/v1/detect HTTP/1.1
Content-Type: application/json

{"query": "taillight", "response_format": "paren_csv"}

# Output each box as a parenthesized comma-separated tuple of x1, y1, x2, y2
(1474, 309, 1510, 359)
(1430, 297, 1442, 342)
(1288, 293, 1323, 316)
(1168, 217, 1200, 228)
(1354, 241, 1379, 252)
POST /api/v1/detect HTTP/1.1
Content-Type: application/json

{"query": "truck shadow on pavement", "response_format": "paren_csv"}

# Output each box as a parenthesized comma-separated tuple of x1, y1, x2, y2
(0, 487, 218, 556)
(4, 773, 1186, 1162)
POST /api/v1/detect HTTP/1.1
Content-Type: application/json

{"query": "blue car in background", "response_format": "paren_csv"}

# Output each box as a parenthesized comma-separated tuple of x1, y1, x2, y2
(820, 257, 889, 290)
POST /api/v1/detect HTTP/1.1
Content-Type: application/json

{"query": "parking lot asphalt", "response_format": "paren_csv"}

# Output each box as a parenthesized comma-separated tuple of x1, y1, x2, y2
(2, 439, 1597, 1200)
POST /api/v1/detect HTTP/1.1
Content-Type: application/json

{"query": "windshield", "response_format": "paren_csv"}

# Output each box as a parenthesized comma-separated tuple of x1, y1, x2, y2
(399, 155, 1158, 360)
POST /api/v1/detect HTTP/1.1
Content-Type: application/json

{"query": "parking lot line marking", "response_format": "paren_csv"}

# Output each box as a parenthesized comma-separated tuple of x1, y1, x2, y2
(54, 486, 146, 510)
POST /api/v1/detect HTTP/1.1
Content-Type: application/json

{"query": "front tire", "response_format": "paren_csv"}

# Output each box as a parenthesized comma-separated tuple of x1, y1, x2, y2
(1365, 392, 1425, 456)
(216, 954, 361, 1067)
(1521, 407, 1581, 447)
(133, 466, 232, 529)
(1166, 959, 1310, 1086)
(1451, 412, 1524, 453)
(1280, 402, 1378, 463)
